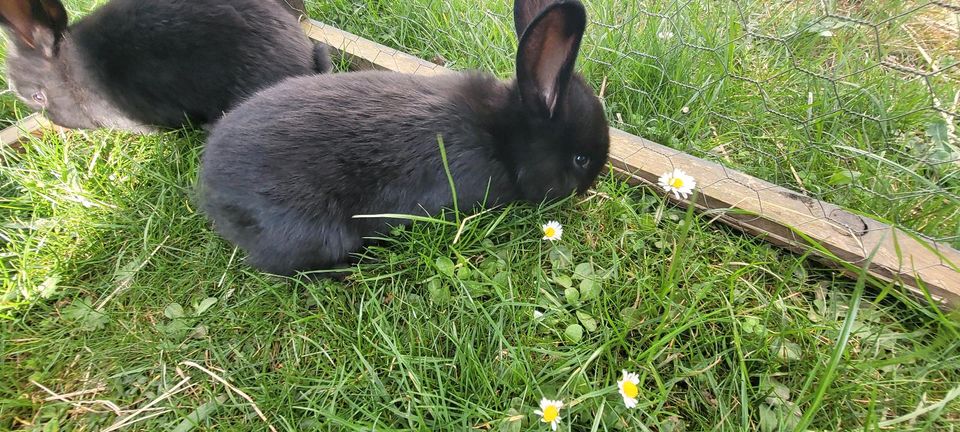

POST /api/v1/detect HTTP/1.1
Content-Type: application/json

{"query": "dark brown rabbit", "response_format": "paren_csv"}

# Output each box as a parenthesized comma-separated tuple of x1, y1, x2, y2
(0, 0, 331, 132)
(200, 0, 609, 275)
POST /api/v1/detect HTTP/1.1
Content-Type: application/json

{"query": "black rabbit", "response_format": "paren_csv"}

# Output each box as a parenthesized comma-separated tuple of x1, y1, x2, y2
(0, 0, 331, 132)
(200, 0, 609, 275)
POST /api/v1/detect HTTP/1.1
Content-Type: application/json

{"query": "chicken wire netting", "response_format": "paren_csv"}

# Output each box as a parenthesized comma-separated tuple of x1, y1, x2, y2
(581, 0, 960, 248)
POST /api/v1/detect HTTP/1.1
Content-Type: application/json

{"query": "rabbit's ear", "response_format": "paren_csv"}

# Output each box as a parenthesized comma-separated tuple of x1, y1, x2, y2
(0, 0, 67, 51)
(513, 0, 558, 37)
(516, 1, 586, 119)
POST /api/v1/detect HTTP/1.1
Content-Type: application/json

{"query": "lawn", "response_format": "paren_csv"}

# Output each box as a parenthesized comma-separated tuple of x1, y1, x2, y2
(1, 0, 959, 430)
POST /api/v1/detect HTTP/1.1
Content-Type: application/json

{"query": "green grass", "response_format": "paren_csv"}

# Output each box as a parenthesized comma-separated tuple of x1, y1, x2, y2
(1, 0, 959, 430)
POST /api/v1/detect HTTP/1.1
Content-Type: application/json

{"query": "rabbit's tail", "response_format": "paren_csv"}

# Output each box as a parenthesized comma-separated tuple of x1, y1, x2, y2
(313, 42, 333, 74)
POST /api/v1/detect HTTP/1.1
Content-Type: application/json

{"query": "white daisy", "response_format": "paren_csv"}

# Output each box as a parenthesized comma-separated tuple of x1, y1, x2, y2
(541, 221, 563, 241)
(617, 370, 640, 408)
(534, 398, 564, 431)
(658, 169, 696, 199)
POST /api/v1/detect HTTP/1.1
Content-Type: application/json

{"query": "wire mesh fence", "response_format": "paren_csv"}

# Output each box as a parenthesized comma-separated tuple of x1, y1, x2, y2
(311, 0, 960, 250)
(586, 0, 960, 247)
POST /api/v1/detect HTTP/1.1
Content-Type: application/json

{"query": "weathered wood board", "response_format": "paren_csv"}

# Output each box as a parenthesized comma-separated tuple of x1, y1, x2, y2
(0, 113, 56, 150)
(303, 19, 960, 307)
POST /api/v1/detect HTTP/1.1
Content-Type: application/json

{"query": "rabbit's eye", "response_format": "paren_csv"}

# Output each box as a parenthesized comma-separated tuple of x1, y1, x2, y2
(573, 155, 591, 169)
(31, 91, 46, 105)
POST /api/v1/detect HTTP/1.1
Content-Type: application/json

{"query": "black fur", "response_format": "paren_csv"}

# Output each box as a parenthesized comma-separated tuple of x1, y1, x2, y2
(200, 0, 609, 275)
(312, 42, 334, 74)
(0, 0, 332, 131)
(272, 0, 335, 75)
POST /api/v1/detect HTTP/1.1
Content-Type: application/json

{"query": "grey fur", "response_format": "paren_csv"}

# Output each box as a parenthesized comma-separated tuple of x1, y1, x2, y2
(1, 0, 329, 131)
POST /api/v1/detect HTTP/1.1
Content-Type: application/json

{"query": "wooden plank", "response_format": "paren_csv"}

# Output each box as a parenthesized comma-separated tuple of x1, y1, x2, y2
(0, 113, 56, 149)
(302, 19, 960, 307)
(606, 130, 960, 306)
(302, 21, 445, 76)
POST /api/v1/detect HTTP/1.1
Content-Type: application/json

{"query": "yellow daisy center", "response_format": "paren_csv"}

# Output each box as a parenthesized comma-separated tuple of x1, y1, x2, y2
(623, 381, 639, 399)
(544, 227, 557, 238)
(670, 177, 684, 189)
(542, 405, 559, 422)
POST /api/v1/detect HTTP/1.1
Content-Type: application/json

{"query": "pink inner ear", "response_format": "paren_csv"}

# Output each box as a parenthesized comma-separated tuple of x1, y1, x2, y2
(515, 0, 555, 35)
(0, 0, 66, 49)
(532, 16, 576, 115)
(0, 1, 39, 48)
(535, 30, 574, 113)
